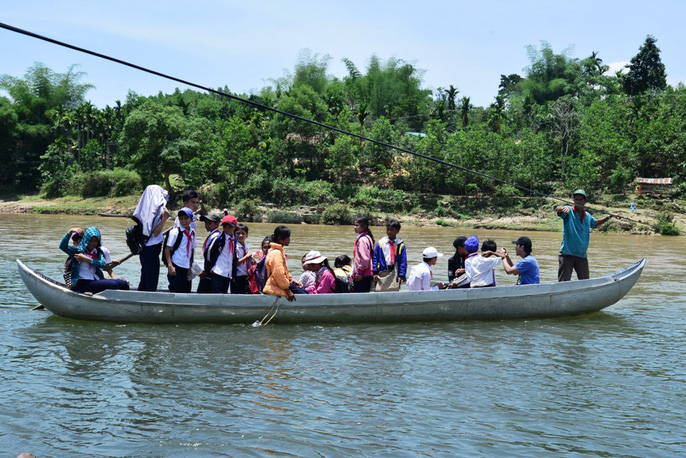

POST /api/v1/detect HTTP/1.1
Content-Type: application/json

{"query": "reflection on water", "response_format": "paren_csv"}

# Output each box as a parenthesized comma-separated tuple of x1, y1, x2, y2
(1, 214, 685, 455)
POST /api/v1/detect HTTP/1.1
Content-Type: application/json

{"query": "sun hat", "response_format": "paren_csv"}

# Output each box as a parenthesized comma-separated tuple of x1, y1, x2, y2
(422, 247, 443, 259)
(302, 250, 327, 265)
(199, 211, 222, 222)
(221, 215, 238, 226)
(573, 189, 588, 199)
(465, 235, 480, 253)
(177, 207, 194, 218)
(512, 236, 533, 251)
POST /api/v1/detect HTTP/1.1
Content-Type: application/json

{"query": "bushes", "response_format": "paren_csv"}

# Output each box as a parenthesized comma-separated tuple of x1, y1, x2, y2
(235, 199, 264, 222)
(655, 211, 681, 235)
(75, 169, 143, 197)
(267, 211, 302, 224)
(320, 203, 355, 225)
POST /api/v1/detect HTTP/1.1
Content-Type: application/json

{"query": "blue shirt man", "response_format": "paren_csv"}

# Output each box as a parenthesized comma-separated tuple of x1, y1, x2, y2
(501, 236, 540, 285)
(555, 189, 618, 281)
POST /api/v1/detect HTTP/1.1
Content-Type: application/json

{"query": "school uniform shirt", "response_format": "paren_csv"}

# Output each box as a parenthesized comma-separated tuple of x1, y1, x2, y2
(559, 206, 597, 258)
(78, 248, 103, 281)
(235, 241, 250, 277)
(407, 261, 439, 291)
(166, 227, 196, 269)
(146, 213, 166, 246)
(202, 229, 221, 256)
(468, 254, 502, 287)
(211, 233, 236, 278)
(516, 255, 540, 285)
(372, 236, 408, 280)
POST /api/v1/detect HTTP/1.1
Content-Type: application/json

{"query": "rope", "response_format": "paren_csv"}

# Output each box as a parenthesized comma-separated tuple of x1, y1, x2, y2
(0, 22, 651, 226)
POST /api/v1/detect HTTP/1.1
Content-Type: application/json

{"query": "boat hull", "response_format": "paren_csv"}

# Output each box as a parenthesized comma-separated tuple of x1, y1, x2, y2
(17, 259, 645, 324)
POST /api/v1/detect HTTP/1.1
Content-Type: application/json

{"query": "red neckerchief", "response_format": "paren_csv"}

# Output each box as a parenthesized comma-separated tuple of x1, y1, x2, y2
(182, 229, 194, 257)
(388, 239, 396, 265)
(573, 206, 586, 223)
(203, 229, 218, 252)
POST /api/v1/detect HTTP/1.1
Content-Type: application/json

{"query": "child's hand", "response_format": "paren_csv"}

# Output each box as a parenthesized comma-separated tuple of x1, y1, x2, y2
(74, 253, 91, 263)
(168, 265, 177, 276)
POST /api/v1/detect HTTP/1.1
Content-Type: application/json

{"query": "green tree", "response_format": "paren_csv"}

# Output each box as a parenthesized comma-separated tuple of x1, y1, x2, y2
(119, 101, 211, 194)
(623, 35, 667, 96)
(519, 43, 582, 104)
(0, 98, 19, 187)
(0, 63, 93, 188)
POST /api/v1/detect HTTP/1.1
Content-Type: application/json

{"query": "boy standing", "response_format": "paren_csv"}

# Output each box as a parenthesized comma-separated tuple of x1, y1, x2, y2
(197, 211, 222, 293)
(231, 223, 253, 294)
(206, 215, 238, 293)
(175, 190, 201, 233)
(372, 219, 407, 292)
(165, 207, 196, 293)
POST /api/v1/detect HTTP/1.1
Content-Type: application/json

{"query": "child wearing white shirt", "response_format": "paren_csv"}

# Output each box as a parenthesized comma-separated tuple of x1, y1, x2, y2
(165, 207, 196, 293)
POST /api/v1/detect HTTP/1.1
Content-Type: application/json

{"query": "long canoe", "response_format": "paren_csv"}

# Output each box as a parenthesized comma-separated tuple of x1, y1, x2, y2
(17, 259, 645, 324)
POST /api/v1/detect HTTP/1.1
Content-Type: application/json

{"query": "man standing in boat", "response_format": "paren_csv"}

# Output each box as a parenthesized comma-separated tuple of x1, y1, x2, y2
(555, 189, 619, 281)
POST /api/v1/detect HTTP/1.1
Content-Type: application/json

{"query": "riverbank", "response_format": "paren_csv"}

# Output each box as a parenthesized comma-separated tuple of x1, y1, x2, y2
(1, 193, 682, 235)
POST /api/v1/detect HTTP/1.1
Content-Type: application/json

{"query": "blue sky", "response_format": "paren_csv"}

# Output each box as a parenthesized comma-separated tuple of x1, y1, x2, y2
(2, 1, 685, 108)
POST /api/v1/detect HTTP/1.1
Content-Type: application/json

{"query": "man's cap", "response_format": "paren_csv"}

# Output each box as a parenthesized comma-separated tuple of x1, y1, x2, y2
(199, 211, 222, 222)
(512, 236, 533, 250)
(302, 250, 327, 265)
(465, 235, 480, 253)
(573, 189, 588, 199)
(177, 207, 194, 218)
(453, 236, 468, 249)
(221, 215, 238, 226)
(422, 246, 443, 258)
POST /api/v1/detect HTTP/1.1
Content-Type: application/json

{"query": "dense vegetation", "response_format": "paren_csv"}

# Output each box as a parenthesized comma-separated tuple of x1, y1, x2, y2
(1, 36, 684, 223)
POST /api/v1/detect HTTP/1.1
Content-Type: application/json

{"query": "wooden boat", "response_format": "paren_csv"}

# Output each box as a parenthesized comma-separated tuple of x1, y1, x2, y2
(17, 259, 645, 324)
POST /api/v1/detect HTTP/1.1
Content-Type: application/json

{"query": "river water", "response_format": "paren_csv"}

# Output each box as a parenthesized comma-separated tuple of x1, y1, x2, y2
(1, 214, 684, 456)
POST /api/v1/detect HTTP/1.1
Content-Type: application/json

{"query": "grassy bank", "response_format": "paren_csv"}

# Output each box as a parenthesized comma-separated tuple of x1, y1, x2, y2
(1, 192, 683, 235)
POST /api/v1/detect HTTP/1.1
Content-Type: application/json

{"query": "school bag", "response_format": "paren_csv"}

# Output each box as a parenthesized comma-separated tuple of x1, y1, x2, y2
(125, 216, 149, 255)
(160, 228, 184, 266)
(254, 255, 267, 292)
(333, 267, 352, 293)
(63, 257, 74, 290)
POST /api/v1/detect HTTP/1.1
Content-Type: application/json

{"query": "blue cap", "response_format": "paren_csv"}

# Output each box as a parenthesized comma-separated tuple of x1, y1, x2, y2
(465, 235, 479, 253)
(178, 207, 194, 218)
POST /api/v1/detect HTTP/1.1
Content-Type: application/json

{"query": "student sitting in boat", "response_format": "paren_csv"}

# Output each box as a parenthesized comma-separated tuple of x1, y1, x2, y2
(303, 251, 336, 294)
(467, 239, 502, 288)
(59, 226, 129, 294)
(372, 219, 407, 292)
(333, 255, 353, 293)
(299, 254, 317, 289)
(164, 207, 196, 293)
(447, 236, 470, 288)
(263, 226, 308, 301)
(500, 236, 540, 285)
(407, 247, 447, 291)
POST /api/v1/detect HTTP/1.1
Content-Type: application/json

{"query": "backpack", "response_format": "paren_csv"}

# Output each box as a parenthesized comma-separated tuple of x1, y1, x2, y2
(161, 228, 184, 266)
(334, 276, 351, 293)
(63, 257, 74, 290)
(125, 216, 149, 255)
(254, 255, 267, 292)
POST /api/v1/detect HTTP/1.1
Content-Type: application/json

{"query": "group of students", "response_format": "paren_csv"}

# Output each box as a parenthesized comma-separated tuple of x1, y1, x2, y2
(58, 184, 541, 297)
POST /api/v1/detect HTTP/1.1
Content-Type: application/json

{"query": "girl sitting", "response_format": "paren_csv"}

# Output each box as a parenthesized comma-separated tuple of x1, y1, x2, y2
(59, 226, 129, 294)
(303, 251, 336, 294)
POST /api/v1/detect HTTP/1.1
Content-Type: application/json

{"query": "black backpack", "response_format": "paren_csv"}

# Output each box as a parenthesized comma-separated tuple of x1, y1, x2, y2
(161, 228, 185, 266)
(334, 275, 351, 293)
(125, 216, 149, 255)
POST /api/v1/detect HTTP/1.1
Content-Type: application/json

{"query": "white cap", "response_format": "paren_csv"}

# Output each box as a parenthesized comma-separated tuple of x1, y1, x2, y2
(422, 247, 443, 258)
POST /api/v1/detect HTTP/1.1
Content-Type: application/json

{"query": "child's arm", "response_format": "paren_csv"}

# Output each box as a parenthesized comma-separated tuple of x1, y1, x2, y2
(153, 207, 171, 237)
(164, 245, 176, 276)
(397, 243, 408, 282)
(59, 232, 77, 256)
